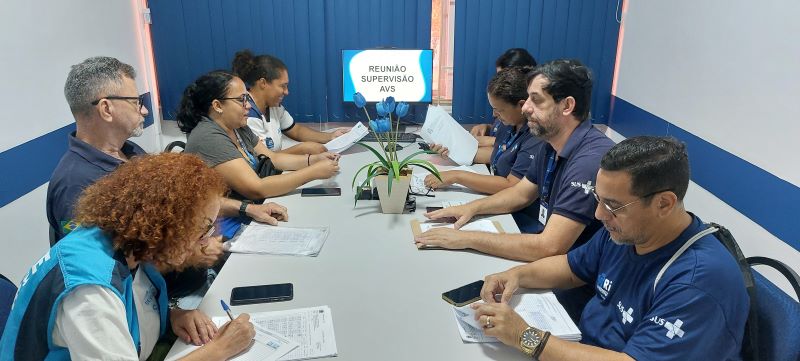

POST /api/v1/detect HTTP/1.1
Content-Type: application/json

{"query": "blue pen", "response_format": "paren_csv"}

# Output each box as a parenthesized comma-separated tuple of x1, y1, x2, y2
(220, 299, 235, 321)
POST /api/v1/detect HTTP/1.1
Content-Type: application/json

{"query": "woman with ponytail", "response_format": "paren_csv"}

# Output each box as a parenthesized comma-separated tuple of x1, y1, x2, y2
(177, 71, 340, 237)
(231, 49, 349, 155)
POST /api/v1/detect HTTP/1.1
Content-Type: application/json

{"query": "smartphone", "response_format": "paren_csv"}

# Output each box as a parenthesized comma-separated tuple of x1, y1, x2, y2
(230, 283, 293, 306)
(301, 187, 341, 197)
(425, 207, 457, 223)
(442, 280, 484, 306)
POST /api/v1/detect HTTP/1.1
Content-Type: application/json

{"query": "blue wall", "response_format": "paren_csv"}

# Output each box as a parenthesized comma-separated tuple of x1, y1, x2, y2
(452, 0, 620, 124)
(149, 0, 432, 123)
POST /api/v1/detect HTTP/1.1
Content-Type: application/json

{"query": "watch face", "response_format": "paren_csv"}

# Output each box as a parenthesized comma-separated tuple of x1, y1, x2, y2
(521, 328, 542, 348)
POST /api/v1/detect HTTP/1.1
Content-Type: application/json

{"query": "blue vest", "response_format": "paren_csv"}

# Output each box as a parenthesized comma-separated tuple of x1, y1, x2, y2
(0, 227, 169, 360)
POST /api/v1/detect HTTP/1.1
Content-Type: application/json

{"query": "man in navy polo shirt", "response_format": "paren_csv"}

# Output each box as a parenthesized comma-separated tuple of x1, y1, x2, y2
(47, 57, 290, 244)
(472, 136, 749, 360)
(419, 59, 613, 263)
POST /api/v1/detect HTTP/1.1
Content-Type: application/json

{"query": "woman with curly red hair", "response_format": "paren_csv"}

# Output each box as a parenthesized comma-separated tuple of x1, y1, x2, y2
(1, 153, 255, 360)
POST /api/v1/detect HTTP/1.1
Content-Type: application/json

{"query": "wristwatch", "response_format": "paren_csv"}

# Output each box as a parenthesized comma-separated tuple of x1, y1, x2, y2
(519, 326, 548, 358)
(239, 200, 252, 218)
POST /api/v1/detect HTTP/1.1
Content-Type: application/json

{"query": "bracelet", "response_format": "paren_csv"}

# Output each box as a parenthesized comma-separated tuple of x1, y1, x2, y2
(307, 154, 311, 166)
(238, 200, 252, 218)
(533, 331, 551, 359)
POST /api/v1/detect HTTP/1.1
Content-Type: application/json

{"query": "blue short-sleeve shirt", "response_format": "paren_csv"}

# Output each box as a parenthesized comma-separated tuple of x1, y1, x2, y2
(567, 214, 749, 360)
(46, 132, 145, 241)
(489, 123, 545, 233)
(524, 120, 614, 247)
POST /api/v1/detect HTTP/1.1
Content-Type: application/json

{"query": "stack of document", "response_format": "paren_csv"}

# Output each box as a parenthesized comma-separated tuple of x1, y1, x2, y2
(324, 121, 369, 153)
(419, 106, 479, 166)
(410, 166, 478, 194)
(452, 292, 582, 343)
(419, 219, 500, 234)
(217, 306, 339, 361)
(226, 224, 329, 256)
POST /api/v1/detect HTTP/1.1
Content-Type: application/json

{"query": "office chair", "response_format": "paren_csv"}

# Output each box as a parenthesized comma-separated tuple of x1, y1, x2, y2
(164, 140, 186, 153)
(0, 273, 17, 339)
(745, 256, 800, 361)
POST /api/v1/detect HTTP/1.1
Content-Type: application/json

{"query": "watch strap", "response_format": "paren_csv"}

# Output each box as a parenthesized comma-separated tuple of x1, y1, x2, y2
(532, 331, 551, 359)
(239, 200, 252, 218)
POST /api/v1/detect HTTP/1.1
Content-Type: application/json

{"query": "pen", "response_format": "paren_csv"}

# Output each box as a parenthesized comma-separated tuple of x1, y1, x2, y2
(220, 299, 235, 321)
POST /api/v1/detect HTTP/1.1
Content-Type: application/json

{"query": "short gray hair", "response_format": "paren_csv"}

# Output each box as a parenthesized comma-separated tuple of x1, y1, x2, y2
(64, 56, 136, 116)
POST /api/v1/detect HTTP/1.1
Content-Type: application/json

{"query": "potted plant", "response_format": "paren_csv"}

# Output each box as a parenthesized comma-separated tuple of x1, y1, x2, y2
(350, 92, 442, 213)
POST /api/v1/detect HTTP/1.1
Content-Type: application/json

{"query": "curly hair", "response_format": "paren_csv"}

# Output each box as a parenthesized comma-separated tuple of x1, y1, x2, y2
(74, 153, 227, 269)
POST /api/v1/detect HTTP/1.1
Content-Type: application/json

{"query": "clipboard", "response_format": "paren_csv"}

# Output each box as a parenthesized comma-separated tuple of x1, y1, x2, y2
(410, 219, 506, 250)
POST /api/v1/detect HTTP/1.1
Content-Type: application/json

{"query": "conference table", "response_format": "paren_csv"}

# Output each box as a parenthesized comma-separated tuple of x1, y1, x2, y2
(167, 130, 530, 360)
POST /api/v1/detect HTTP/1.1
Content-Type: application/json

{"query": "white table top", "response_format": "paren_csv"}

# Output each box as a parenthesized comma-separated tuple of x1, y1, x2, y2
(168, 133, 529, 360)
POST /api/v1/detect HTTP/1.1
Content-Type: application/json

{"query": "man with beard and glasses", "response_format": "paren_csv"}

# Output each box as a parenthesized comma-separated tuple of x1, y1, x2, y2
(470, 136, 749, 361)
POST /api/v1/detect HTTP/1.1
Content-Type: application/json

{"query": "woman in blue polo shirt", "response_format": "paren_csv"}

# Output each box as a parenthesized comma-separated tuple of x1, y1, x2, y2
(1, 153, 255, 360)
(425, 67, 544, 233)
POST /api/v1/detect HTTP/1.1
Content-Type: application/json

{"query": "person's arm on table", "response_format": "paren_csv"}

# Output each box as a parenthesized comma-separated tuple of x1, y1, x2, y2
(254, 142, 338, 171)
(425, 172, 521, 195)
(415, 214, 584, 261)
(218, 198, 288, 225)
(179, 314, 256, 361)
(428, 144, 493, 165)
(425, 177, 539, 228)
(279, 141, 328, 155)
(284, 123, 349, 144)
(214, 157, 338, 199)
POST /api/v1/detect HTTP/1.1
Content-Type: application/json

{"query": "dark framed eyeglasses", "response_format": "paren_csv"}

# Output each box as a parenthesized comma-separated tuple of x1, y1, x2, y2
(91, 93, 147, 112)
(219, 93, 252, 107)
(198, 222, 216, 242)
(591, 187, 673, 217)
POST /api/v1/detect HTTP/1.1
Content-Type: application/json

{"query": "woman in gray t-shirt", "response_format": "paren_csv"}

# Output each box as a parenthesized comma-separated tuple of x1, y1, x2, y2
(177, 71, 340, 201)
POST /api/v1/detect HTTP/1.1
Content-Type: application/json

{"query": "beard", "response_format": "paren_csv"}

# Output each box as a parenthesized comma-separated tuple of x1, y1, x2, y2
(526, 112, 559, 139)
(130, 122, 144, 137)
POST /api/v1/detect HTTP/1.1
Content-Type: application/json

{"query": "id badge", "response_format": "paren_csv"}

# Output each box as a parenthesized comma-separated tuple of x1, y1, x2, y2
(538, 202, 549, 225)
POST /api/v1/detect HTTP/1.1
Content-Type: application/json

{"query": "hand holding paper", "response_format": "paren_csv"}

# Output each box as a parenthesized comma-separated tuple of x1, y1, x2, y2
(419, 106, 478, 165)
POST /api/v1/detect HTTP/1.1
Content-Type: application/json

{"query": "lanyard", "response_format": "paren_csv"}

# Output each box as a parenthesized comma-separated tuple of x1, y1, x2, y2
(234, 130, 258, 170)
(540, 150, 558, 203)
(491, 127, 525, 174)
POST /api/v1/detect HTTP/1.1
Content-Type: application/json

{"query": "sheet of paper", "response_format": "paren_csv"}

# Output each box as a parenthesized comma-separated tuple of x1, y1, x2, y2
(410, 165, 478, 194)
(324, 122, 368, 153)
(227, 224, 329, 256)
(453, 292, 582, 343)
(168, 322, 298, 361)
(234, 306, 339, 361)
(420, 106, 479, 165)
(419, 219, 499, 233)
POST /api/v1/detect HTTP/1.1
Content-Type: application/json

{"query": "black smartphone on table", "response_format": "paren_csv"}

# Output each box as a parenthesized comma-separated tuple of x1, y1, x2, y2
(230, 283, 294, 306)
(425, 207, 458, 223)
(301, 187, 341, 197)
(442, 280, 484, 306)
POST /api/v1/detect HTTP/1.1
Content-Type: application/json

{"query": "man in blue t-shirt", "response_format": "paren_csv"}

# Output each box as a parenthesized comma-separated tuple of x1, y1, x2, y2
(419, 59, 613, 262)
(471, 136, 749, 360)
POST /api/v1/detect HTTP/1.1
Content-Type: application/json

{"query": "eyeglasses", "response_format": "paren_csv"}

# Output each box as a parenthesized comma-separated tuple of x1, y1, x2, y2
(199, 222, 216, 241)
(91, 93, 147, 112)
(591, 187, 673, 217)
(219, 93, 252, 107)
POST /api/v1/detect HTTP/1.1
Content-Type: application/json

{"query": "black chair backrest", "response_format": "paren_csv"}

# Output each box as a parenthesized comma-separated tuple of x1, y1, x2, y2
(746, 257, 800, 361)
(0, 273, 17, 339)
(709, 223, 760, 361)
(164, 140, 186, 153)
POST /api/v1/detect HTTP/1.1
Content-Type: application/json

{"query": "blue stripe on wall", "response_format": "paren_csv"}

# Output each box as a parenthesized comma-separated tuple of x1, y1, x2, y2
(609, 96, 800, 252)
(0, 123, 75, 207)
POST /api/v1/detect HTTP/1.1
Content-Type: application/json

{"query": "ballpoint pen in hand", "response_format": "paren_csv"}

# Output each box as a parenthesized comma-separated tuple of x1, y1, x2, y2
(220, 299, 235, 321)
